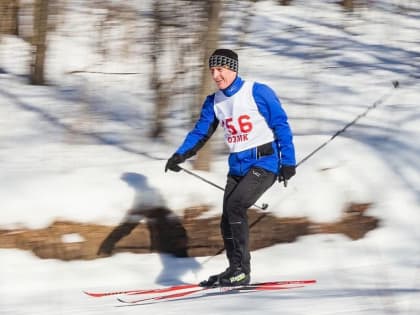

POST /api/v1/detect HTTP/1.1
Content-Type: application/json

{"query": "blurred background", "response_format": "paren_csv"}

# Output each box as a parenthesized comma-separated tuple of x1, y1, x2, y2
(0, 0, 419, 313)
(1, 0, 417, 171)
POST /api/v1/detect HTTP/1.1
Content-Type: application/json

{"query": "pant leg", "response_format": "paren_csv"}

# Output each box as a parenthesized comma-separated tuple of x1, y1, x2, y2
(221, 175, 240, 267)
(223, 167, 276, 274)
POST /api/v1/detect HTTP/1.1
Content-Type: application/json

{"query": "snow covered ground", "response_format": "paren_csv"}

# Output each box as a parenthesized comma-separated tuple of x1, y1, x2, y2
(0, 0, 419, 314)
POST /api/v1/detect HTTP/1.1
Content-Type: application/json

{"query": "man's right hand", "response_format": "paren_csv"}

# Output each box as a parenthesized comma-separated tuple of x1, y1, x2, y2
(165, 154, 184, 172)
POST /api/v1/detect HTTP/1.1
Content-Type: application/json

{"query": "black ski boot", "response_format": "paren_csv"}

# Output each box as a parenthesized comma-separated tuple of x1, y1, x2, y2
(199, 268, 230, 287)
(200, 267, 250, 287)
(218, 267, 250, 286)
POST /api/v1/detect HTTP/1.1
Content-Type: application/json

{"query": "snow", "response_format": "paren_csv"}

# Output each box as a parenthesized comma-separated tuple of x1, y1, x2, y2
(1, 0, 420, 314)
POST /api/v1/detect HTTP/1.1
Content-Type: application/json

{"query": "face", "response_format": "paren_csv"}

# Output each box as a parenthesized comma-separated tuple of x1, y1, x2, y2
(210, 66, 237, 90)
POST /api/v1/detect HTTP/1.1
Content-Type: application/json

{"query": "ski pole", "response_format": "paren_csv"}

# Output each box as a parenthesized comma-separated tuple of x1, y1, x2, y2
(296, 80, 399, 168)
(180, 166, 269, 211)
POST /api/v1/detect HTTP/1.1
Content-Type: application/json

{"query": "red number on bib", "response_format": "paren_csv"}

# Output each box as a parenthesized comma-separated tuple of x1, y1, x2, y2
(238, 115, 252, 133)
(225, 117, 238, 135)
(223, 115, 253, 134)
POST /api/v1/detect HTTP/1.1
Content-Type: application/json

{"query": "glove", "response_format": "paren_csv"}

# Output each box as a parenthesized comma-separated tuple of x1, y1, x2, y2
(278, 165, 296, 185)
(165, 154, 184, 172)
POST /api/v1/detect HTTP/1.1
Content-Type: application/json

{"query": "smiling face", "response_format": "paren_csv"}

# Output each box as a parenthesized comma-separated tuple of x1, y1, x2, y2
(210, 66, 237, 90)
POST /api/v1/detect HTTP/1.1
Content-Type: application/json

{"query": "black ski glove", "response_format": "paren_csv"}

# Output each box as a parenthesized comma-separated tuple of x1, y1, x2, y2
(165, 154, 184, 172)
(278, 165, 296, 186)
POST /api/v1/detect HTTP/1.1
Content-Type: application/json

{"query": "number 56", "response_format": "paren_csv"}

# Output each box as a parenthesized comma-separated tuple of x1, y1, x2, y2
(222, 115, 253, 135)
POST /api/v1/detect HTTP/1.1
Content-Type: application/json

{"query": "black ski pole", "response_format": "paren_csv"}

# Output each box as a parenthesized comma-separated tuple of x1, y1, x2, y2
(296, 80, 399, 168)
(180, 166, 269, 211)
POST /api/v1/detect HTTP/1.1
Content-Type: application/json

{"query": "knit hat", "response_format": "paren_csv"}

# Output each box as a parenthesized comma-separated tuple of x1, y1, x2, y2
(209, 49, 238, 72)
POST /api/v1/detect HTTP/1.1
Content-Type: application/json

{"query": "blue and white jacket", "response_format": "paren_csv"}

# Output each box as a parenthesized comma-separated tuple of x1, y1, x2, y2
(175, 76, 296, 176)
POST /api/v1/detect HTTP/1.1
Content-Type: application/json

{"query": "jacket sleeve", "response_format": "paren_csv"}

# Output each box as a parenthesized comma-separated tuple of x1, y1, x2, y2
(253, 82, 296, 166)
(175, 94, 219, 159)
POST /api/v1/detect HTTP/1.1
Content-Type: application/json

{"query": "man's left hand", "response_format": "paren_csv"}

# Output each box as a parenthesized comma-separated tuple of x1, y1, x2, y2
(278, 165, 296, 185)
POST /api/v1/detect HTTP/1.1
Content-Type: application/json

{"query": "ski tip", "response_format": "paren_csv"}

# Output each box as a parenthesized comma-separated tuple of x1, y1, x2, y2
(83, 291, 102, 297)
(116, 297, 127, 303)
(83, 290, 122, 297)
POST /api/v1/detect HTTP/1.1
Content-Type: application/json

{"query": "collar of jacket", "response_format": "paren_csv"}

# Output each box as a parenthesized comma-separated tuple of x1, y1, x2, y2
(221, 76, 244, 97)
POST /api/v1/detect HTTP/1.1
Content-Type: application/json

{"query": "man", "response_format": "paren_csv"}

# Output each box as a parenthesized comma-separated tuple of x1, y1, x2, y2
(165, 49, 296, 287)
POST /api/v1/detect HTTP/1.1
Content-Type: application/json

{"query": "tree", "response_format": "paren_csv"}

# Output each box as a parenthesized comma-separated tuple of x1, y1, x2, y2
(0, 0, 19, 36)
(149, 0, 169, 138)
(192, 0, 222, 171)
(31, 0, 49, 85)
(339, 0, 355, 11)
(149, 0, 207, 139)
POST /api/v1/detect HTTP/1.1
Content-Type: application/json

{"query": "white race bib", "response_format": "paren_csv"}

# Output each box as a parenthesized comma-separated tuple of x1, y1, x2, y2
(214, 81, 274, 153)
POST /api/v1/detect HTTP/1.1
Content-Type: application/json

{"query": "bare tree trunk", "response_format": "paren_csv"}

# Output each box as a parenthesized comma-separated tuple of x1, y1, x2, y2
(0, 0, 19, 35)
(149, 0, 167, 138)
(31, 0, 49, 85)
(236, 0, 257, 51)
(279, 0, 293, 5)
(96, 14, 108, 62)
(193, 0, 222, 171)
(340, 0, 355, 11)
(149, 0, 193, 139)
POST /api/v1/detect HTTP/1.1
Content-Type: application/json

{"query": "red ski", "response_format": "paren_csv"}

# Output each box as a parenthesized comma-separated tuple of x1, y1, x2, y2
(115, 280, 316, 304)
(84, 279, 315, 298)
(84, 283, 199, 298)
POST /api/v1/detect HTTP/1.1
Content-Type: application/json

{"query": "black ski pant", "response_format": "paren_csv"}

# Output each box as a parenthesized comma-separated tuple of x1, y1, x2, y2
(221, 166, 276, 274)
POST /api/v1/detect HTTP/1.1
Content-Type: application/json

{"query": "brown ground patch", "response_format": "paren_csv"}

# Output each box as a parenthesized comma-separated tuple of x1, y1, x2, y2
(0, 203, 378, 261)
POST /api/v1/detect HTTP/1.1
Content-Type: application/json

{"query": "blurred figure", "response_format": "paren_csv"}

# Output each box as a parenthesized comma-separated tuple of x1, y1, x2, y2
(165, 49, 296, 286)
(98, 173, 199, 284)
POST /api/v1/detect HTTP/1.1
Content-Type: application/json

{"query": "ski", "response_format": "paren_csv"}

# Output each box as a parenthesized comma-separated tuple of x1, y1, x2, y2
(84, 279, 315, 298)
(117, 287, 207, 304)
(84, 283, 199, 298)
(116, 280, 316, 304)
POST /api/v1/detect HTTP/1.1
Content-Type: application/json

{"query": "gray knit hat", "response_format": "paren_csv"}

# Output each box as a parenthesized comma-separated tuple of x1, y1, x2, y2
(209, 49, 238, 72)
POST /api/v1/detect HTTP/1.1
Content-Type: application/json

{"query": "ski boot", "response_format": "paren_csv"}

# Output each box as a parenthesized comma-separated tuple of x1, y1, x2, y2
(200, 267, 250, 287)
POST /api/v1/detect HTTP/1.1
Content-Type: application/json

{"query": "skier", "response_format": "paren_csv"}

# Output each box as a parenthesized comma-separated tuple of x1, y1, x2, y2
(165, 48, 296, 286)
